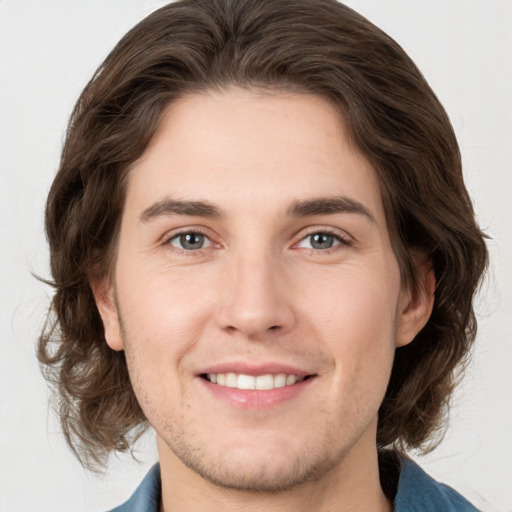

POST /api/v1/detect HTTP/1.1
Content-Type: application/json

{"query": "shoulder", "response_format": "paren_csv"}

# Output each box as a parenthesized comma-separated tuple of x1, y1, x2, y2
(395, 458, 478, 511)
(106, 464, 161, 512)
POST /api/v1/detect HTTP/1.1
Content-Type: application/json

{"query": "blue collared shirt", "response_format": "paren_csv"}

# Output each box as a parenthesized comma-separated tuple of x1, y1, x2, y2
(107, 458, 478, 511)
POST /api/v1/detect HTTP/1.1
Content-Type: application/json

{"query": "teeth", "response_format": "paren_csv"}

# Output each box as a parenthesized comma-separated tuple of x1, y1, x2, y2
(286, 374, 296, 386)
(238, 374, 256, 390)
(225, 372, 237, 388)
(274, 374, 287, 388)
(205, 372, 302, 390)
(256, 374, 273, 390)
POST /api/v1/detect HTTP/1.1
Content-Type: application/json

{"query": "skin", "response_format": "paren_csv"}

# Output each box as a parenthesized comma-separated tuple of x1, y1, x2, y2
(94, 89, 434, 512)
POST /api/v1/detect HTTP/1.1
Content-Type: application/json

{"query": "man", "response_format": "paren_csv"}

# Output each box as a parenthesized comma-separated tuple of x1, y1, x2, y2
(38, 0, 488, 510)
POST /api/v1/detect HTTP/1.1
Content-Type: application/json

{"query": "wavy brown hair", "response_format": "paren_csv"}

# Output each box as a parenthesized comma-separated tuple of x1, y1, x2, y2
(38, 0, 488, 470)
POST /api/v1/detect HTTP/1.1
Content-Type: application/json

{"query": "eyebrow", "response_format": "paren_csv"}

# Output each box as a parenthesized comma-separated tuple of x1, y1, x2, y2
(286, 196, 376, 223)
(140, 198, 224, 223)
(139, 195, 376, 224)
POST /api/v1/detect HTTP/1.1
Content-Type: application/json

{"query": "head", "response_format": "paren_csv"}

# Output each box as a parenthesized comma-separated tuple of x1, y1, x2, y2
(39, 0, 488, 476)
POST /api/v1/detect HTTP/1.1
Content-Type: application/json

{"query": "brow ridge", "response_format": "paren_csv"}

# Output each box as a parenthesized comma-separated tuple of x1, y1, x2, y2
(286, 196, 376, 223)
(140, 195, 375, 224)
(140, 198, 223, 222)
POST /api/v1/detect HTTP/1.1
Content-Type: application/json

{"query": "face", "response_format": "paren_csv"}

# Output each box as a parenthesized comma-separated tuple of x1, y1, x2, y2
(96, 89, 430, 492)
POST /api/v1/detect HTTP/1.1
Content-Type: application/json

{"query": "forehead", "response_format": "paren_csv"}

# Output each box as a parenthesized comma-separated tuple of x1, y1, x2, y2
(125, 88, 385, 224)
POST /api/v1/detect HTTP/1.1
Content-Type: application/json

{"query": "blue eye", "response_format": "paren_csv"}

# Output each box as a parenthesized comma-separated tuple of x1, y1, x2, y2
(298, 232, 342, 250)
(169, 232, 211, 250)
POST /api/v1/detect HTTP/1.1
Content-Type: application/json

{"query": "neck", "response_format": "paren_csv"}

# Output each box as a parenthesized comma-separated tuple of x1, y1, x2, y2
(157, 434, 391, 512)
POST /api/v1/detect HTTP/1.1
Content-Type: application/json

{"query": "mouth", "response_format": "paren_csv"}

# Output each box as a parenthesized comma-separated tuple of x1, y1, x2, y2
(201, 372, 313, 391)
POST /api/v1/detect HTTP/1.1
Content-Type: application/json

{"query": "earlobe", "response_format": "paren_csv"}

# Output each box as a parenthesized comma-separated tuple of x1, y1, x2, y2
(395, 261, 436, 348)
(90, 278, 125, 351)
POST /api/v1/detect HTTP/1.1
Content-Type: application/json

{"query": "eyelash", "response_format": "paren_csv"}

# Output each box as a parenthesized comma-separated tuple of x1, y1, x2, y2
(162, 228, 216, 256)
(161, 227, 353, 255)
(293, 228, 353, 253)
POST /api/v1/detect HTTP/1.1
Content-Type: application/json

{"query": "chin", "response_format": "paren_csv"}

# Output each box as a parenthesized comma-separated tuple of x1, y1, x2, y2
(167, 433, 345, 493)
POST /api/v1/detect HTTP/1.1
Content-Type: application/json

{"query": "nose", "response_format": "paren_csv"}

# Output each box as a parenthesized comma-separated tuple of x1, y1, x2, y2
(216, 251, 296, 340)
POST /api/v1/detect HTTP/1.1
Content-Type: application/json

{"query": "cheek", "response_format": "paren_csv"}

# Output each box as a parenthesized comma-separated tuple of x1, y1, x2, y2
(115, 269, 208, 417)
(301, 262, 399, 337)
(114, 278, 213, 421)
(299, 266, 399, 387)
(117, 260, 215, 346)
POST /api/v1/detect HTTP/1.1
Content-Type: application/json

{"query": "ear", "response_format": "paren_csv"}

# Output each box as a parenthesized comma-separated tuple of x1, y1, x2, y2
(395, 258, 435, 348)
(90, 278, 125, 351)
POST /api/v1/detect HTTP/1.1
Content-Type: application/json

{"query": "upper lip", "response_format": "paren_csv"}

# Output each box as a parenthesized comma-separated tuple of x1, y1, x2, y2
(197, 361, 314, 377)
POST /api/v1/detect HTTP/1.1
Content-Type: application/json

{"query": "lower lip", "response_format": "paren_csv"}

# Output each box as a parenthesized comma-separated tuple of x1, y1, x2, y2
(198, 376, 315, 409)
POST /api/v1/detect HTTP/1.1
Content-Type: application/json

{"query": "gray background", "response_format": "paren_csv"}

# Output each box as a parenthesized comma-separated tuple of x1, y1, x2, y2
(1, 1, 510, 510)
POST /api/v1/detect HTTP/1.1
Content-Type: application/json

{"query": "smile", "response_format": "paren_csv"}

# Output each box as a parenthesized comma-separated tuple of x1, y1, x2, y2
(204, 373, 306, 390)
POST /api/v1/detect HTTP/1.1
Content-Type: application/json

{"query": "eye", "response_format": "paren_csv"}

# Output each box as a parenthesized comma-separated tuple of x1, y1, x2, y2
(168, 232, 212, 250)
(297, 232, 344, 250)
